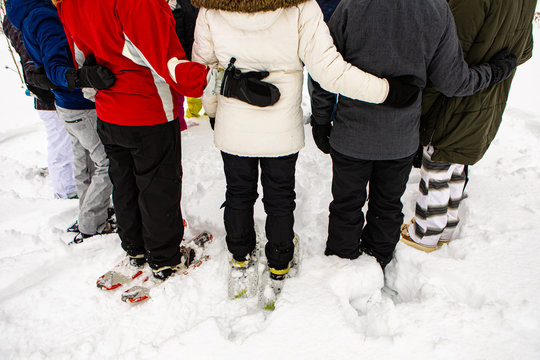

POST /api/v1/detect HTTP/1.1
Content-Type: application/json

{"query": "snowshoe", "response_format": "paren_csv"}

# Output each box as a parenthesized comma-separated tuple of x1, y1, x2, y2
(97, 254, 148, 291)
(258, 235, 300, 310)
(228, 250, 259, 299)
(121, 231, 212, 304)
(400, 220, 439, 253)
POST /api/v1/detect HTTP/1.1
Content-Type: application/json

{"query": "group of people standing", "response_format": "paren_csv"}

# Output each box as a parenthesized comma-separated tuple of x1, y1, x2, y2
(311, 0, 535, 266)
(2, 0, 536, 294)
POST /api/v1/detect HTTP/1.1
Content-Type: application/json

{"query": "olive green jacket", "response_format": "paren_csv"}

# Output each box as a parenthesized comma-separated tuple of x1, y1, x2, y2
(420, 0, 536, 165)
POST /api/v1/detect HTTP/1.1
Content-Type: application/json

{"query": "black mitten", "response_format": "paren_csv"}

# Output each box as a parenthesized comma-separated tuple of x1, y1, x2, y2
(311, 116, 332, 154)
(487, 48, 517, 86)
(382, 76, 420, 108)
(66, 55, 115, 91)
(26, 67, 56, 90)
(27, 84, 55, 103)
(220, 57, 280, 107)
(412, 144, 423, 168)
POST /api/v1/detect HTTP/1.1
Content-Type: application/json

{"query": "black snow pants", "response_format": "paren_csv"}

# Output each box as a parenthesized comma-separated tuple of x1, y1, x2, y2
(326, 148, 414, 268)
(221, 151, 298, 270)
(97, 119, 183, 269)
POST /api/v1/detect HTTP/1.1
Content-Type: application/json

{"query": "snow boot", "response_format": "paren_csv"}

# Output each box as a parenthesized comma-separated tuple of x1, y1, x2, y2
(151, 265, 177, 281)
(72, 220, 117, 244)
(150, 240, 202, 280)
(128, 253, 146, 267)
(66, 220, 79, 233)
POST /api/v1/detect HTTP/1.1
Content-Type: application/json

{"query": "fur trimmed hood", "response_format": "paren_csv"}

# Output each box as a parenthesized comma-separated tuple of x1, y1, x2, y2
(191, 0, 307, 13)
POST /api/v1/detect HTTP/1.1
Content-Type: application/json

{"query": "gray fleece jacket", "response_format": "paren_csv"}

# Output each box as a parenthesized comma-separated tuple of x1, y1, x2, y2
(310, 0, 492, 160)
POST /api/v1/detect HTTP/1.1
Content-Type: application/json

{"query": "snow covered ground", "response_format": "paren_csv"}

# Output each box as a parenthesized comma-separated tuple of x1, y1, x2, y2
(1, 28, 540, 360)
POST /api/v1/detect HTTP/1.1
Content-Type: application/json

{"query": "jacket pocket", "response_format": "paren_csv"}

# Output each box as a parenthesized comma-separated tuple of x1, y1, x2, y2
(65, 118, 83, 124)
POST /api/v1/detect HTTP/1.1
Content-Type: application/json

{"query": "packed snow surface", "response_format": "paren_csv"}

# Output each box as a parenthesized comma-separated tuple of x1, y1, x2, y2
(0, 28, 539, 360)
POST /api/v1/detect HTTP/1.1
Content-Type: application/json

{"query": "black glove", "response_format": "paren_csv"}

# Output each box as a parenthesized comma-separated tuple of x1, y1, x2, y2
(65, 54, 115, 91)
(26, 67, 56, 90)
(382, 76, 420, 108)
(412, 144, 423, 168)
(487, 48, 517, 86)
(209, 117, 215, 130)
(27, 84, 55, 104)
(220, 57, 280, 107)
(311, 116, 332, 154)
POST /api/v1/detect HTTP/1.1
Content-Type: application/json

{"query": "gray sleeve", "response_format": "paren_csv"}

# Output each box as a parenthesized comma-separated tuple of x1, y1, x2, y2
(309, 6, 343, 125)
(310, 76, 337, 125)
(427, 6, 492, 97)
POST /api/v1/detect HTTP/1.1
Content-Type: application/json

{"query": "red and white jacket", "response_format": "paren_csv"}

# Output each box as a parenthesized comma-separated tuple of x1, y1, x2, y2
(57, 0, 208, 126)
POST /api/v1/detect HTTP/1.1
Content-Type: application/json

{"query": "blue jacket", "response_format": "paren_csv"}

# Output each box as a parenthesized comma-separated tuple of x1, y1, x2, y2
(316, 0, 341, 22)
(6, 0, 94, 110)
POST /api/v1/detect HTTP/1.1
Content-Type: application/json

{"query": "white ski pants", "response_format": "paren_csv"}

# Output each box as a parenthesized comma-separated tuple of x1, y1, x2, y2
(37, 110, 77, 198)
(55, 106, 112, 234)
(409, 146, 466, 247)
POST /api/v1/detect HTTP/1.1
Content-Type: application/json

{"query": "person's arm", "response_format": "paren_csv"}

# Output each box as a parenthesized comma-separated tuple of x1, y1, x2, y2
(310, 78, 336, 126)
(3, 17, 55, 102)
(309, 3, 341, 126)
(115, 0, 208, 97)
(310, 77, 335, 154)
(2, 17, 34, 74)
(32, 10, 74, 88)
(426, 4, 493, 97)
(191, 8, 218, 117)
(299, 0, 389, 105)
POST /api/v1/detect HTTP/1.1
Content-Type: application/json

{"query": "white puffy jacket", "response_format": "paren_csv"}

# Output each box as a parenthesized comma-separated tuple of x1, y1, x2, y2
(192, 0, 389, 157)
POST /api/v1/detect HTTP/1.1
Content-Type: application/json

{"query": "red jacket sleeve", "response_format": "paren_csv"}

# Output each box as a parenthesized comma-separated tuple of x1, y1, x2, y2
(115, 0, 207, 96)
